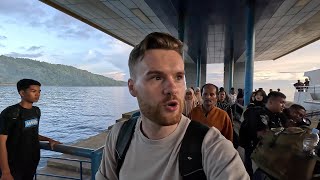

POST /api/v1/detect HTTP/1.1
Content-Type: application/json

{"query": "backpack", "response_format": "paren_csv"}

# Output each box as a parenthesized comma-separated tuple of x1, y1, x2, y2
(251, 127, 319, 180)
(239, 106, 263, 148)
(115, 116, 209, 180)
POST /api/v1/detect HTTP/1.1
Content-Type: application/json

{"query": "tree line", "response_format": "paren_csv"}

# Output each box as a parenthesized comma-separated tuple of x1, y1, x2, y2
(0, 55, 126, 86)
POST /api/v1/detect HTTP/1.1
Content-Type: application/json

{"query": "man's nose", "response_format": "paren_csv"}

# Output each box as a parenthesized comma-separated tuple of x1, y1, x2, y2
(163, 77, 178, 95)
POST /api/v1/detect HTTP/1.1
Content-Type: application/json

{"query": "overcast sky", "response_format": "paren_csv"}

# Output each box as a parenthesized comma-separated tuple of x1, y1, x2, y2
(0, 0, 319, 100)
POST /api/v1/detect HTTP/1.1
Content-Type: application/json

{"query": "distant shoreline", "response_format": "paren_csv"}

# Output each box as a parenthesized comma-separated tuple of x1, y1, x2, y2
(0, 83, 15, 86)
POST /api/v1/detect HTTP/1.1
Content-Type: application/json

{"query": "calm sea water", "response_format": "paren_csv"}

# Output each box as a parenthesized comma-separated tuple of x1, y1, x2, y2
(0, 86, 139, 166)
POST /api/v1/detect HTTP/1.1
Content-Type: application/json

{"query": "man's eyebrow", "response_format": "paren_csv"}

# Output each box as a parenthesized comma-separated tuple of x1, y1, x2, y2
(176, 71, 185, 75)
(145, 70, 185, 76)
(145, 70, 164, 76)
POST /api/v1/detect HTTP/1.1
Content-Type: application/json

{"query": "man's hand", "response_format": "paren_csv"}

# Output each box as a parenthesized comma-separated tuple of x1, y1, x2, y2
(48, 139, 62, 150)
(0, 171, 14, 180)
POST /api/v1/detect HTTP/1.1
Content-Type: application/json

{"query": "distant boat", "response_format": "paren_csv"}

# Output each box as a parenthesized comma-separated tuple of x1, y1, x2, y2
(293, 69, 320, 118)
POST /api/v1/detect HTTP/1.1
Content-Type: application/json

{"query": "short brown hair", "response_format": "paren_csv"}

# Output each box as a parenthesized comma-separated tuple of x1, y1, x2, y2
(128, 32, 183, 78)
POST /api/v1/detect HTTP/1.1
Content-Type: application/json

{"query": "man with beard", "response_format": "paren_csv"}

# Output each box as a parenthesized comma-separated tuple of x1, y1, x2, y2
(189, 84, 233, 142)
(96, 32, 248, 180)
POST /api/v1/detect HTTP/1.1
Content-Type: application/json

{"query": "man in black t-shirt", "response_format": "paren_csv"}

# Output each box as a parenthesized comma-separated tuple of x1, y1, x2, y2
(0, 79, 61, 180)
(241, 91, 287, 177)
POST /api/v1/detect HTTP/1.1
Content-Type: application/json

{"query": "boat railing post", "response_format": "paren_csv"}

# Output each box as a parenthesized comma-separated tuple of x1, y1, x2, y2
(90, 146, 104, 180)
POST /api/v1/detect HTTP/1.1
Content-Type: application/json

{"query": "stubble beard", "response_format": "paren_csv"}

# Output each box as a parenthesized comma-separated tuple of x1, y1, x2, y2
(137, 95, 183, 126)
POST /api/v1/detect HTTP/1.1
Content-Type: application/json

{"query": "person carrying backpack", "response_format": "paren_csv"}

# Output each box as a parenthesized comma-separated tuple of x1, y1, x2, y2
(95, 32, 249, 180)
(0, 79, 61, 180)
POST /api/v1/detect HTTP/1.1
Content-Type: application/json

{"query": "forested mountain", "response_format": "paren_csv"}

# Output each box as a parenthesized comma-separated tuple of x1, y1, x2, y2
(0, 55, 126, 86)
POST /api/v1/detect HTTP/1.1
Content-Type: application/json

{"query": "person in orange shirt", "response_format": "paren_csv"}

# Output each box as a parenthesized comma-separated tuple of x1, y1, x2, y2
(189, 83, 233, 141)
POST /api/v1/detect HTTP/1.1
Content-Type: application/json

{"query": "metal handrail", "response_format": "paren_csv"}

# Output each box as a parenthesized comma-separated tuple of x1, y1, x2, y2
(306, 110, 320, 118)
(294, 85, 320, 93)
(37, 142, 104, 180)
(36, 156, 90, 180)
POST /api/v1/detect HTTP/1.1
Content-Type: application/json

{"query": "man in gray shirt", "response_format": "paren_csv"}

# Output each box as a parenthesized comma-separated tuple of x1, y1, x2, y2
(96, 32, 249, 180)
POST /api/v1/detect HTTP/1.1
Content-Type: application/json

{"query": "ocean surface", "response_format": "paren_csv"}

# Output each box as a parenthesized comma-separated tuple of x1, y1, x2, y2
(0, 86, 139, 167)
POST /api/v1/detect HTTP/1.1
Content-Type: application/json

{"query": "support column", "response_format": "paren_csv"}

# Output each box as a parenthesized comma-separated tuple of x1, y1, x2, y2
(224, 58, 234, 93)
(185, 62, 197, 88)
(234, 62, 245, 91)
(244, 0, 255, 106)
(200, 64, 206, 87)
(178, 6, 185, 42)
(178, 4, 186, 61)
(196, 55, 201, 87)
(228, 58, 234, 93)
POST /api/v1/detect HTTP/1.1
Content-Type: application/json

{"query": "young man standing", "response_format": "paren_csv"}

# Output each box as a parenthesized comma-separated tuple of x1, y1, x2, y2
(0, 79, 61, 180)
(96, 32, 248, 180)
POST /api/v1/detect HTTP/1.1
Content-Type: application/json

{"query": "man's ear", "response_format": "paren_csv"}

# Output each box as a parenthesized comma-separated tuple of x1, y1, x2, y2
(19, 90, 25, 97)
(128, 78, 137, 97)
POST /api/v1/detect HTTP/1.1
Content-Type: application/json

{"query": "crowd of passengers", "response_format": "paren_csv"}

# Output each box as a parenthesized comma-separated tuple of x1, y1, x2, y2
(182, 85, 318, 179)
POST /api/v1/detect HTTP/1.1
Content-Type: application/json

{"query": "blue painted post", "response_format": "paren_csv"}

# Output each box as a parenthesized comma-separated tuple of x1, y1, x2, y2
(228, 57, 234, 93)
(196, 56, 201, 87)
(91, 147, 104, 180)
(178, 8, 184, 43)
(178, 6, 185, 61)
(244, 0, 255, 106)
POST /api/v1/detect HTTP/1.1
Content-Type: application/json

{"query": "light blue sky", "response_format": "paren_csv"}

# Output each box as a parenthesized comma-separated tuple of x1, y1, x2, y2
(0, 0, 319, 100)
(0, 0, 133, 80)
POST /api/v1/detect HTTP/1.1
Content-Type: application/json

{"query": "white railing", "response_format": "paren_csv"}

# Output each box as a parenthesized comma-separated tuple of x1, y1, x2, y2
(294, 85, 320, 94)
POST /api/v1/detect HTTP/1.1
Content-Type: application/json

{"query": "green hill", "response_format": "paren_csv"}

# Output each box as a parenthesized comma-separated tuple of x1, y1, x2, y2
(0, 55, 126, 86)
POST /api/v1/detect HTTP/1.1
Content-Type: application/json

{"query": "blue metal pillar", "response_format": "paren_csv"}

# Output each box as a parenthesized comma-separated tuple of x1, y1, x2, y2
(178, 1, 185, 60)
(196, 52, 201, 87)
(228, 57, 234, 93)
(244, 0, 255, 106)
(91, 147, 104, 180)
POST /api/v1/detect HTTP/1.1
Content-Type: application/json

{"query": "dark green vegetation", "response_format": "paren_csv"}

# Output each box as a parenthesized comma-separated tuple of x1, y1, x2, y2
(0, 55, 126, 86)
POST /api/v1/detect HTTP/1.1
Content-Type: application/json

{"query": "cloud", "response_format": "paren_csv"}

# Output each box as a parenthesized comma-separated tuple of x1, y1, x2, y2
(0, 0, 101, 40)
(27, 46, 43, 51)
(0, 44, 5, 48)
(4, 52, 43, 58)
(73, 41, 133, 79)
(38, 10, 105, 40)
(0, 0, 46, 22)
(0, 36, 7, 40)
(104, 41, 133, 69)
(102, 72, 126, 81)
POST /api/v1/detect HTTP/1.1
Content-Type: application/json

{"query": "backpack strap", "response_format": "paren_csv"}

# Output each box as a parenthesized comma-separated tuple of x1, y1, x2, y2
(10, 104, 21, 120)
(115, 118, 209, 180)
(179, 120, 209, 180)
(115, 116, 138, 178)
(34, 106, 41, 119)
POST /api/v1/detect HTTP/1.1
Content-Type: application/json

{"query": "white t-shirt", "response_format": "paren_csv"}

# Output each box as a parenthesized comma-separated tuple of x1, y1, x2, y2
(96, 116, 249, 180)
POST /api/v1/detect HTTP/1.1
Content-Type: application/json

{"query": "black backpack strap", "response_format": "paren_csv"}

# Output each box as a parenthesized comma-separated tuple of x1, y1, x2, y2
(34, 106, 41, 119)
(179, 120, 209, 180)
(115, 116, 138, 178)
(9, 104, 20, 120)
